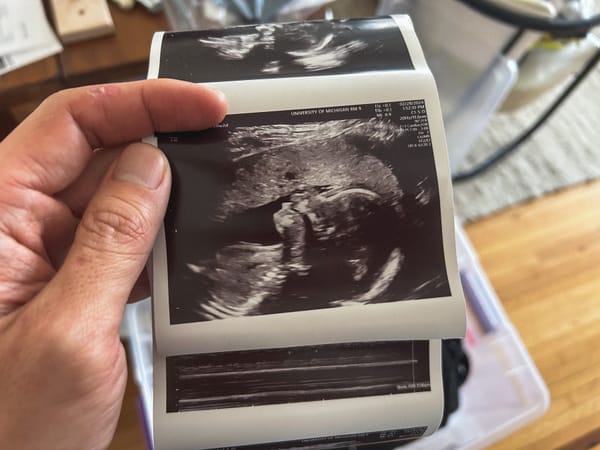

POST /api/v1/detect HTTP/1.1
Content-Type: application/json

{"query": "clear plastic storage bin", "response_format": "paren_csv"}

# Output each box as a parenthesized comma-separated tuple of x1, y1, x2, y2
(124, 223, 549, 449)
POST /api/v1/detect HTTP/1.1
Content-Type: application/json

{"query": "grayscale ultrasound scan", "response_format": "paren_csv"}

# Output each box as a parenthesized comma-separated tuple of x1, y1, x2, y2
(158, 17, 413, 82)
(159, 101, 449, 325)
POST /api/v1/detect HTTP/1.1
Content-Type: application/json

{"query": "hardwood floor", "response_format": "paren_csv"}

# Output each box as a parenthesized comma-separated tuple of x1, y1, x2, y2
(111, 179, 600, 449)
(466, 179, 600, 450)
(109, 355, 146, 450)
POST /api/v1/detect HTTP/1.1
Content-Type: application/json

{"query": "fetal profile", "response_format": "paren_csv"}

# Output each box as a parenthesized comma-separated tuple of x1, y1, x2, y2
(159, 102, 449, 325)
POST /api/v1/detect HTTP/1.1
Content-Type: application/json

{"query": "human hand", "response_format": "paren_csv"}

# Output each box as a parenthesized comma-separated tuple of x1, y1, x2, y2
(0, 80, 226, 449)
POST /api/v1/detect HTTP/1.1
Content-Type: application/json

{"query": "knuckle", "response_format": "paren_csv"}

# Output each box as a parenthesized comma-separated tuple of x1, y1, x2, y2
(78, 196, 152, 253)
(40, 89, 71, 111)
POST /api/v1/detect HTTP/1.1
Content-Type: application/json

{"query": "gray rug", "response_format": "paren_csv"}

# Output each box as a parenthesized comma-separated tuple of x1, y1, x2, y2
(453, 64, 600, 222)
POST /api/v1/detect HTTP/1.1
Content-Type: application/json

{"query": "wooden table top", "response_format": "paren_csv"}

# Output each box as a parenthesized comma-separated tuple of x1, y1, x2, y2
(0, 3, 166, 106)
(0, 56, 61, 106)
(59, 3, 167, 86)
(0, 56, 58, 92)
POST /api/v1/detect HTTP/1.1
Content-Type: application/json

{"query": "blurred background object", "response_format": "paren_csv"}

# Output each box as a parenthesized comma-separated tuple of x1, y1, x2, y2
(500, 0, 600, 111)
(137, 0, 164, 13)
(163, 0, 336, 29)
(49, 0, 115, 43)
(161, 0, 600, 190)
(0, 0, 62, 77)
(112, 0, 137, 10)
(380, 0, 529, 174)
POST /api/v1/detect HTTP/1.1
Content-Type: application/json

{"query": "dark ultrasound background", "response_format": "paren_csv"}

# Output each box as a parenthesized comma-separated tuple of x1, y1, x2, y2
(167, 341, 430, 412)
(159, 101, 450, 324)
(158, 17, 413, 82)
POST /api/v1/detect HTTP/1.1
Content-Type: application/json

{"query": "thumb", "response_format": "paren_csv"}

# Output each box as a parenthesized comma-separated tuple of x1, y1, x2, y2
(45, 142, 171, 333)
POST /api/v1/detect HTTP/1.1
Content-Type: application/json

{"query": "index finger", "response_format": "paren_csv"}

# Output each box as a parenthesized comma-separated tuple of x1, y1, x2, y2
(0, 79, 227, 194)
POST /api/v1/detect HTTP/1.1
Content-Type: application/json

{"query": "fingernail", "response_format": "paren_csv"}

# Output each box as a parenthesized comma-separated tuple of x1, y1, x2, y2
(206, 86, 227, 103)
(113, 144, 166, 189)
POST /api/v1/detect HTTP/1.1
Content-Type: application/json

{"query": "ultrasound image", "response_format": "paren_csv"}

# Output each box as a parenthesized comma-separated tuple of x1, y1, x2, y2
(166, 341, 430, 412)
(158, 17, 413, 83)
(159, 101, 449, 324)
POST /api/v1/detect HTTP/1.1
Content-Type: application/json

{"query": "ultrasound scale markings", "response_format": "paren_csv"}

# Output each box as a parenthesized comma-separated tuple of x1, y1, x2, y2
(167, 342, 430, 412)
(177, 372, 424, 389)
(177, 383, 416, 407)
(177, 359, 419, 379)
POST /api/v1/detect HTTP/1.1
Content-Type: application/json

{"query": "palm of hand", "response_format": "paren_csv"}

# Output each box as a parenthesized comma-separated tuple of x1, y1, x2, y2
(0, 166, 126, 450)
